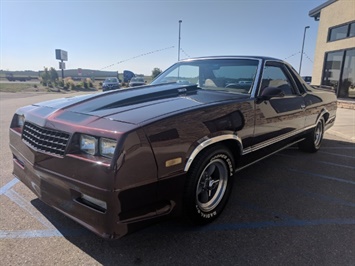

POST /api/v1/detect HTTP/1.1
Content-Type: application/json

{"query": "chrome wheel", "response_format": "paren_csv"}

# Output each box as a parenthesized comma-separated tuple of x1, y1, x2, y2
(184, 145, 234, 224)
(314, 119, 324, 148)
(196, 159, 228, 212)
(299, 117, 325, 153)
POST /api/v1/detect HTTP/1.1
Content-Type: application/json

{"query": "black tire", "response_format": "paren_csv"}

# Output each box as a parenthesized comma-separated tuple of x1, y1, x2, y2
(183, 145, 235, 224)
(299, 117, 325, 153)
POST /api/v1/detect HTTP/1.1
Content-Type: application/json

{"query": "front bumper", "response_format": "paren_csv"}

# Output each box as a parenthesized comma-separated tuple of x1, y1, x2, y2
(9, 129, 127, 239)
(102, 85, 119, 91)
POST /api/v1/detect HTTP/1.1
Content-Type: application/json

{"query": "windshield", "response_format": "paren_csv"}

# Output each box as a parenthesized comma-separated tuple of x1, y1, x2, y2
(131, 77, 144, 82)
(151, 59, 259, 94)
(105, 78, 118, 83)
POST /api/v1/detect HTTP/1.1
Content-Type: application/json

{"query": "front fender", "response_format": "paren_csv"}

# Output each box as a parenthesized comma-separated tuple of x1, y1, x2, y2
(184, 133, 243, 172)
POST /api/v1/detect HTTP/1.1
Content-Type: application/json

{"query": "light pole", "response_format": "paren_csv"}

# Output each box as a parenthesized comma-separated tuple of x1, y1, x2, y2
(299, 26, 310, 75)
(178, 20, 182, 61)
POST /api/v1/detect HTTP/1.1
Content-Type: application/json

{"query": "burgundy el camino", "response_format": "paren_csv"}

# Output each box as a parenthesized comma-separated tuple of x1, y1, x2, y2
(9, 56, 337, 239)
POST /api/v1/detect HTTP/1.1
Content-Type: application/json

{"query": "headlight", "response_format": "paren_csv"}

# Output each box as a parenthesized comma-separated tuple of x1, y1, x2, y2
(79, 134, 116, 158)
(100, 138, 116, 158)
(18, 115, 25, 128)
(80, 134, 98, 155)
(11, 114, 25, 131)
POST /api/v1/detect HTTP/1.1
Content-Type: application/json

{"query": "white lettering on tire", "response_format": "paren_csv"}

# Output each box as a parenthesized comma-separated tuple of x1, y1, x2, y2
(195, 204, 217, 218)
(210, 154, 233, 176)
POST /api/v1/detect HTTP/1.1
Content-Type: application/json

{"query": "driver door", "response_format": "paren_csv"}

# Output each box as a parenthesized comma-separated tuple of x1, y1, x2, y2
(253, 61, 306, 147)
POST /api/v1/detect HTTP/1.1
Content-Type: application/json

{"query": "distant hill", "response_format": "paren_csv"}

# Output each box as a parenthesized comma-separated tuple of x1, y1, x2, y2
(0, 69, 152, 82)
(55, 69, 118, 79)
(0, 70, 39, 78)
(1, 69, 118, 80)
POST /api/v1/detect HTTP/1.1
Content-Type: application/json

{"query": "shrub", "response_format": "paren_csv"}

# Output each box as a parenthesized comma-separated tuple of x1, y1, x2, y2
(83, 80, 89, 89)
(64, 77, 75, 91)
(57, 79, 64, 87)
(86, 78, 93, 88)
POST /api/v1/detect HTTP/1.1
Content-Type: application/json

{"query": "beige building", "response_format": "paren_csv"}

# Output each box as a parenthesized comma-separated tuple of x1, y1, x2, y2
(309, 0, 355, 99)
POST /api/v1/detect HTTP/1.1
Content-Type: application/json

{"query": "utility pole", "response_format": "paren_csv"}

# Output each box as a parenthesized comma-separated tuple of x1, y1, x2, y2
(178, 20, 182, 61)
(299, 26, 310, 75)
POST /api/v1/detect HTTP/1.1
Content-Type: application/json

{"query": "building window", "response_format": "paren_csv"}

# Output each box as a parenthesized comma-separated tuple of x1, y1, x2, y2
(328, 21, 355, 42)
(349, 23, 355, 38)
(322, 49, 355, 99)
(339, 49, 355, 99)
(322, 51, 343, 89)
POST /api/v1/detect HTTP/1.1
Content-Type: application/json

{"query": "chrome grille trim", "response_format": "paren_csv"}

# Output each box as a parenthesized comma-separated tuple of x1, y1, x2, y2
(22, 122, 70, 157)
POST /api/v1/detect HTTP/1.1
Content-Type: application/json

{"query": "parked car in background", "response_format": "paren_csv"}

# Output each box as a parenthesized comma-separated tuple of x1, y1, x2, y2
(102, 77, 120, 91)
(9, 56, 337, 239)
(129, 77, 146, 87)
(302, 76, 312, 84)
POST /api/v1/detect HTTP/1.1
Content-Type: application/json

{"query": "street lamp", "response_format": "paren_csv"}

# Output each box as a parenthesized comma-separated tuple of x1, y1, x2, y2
(178, 20, 182, 61)
(299, 26, 310, 75)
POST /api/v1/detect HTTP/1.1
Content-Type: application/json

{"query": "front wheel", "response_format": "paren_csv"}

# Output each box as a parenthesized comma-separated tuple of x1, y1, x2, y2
(183, 145, 235, 224)
(299, 117, 325, 153)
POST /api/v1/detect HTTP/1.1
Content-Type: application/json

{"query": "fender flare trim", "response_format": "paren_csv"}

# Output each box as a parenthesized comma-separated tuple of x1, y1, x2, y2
(184, 134, 242, 172)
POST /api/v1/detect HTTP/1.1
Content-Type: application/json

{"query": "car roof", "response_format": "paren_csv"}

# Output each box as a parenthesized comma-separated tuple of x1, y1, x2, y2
(180, 55, 282, 62)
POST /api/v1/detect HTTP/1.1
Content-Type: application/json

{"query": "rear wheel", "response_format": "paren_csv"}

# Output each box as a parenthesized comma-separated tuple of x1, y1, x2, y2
(299, 117, 325, 153)
(183, 145, 235, 224)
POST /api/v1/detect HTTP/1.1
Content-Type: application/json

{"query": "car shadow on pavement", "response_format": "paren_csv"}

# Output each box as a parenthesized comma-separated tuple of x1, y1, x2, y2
(29, 136, 355, 265)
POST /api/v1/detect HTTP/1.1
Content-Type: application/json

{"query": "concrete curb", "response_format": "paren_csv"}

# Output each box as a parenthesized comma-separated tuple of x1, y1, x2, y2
(338, 99, 355, 110)
(326, 106, 355, 142)
(326, 130, 355, 142)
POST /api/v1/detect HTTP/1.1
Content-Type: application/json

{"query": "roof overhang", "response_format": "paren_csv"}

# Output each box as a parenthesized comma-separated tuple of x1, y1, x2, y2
(309, 0, 337, 21)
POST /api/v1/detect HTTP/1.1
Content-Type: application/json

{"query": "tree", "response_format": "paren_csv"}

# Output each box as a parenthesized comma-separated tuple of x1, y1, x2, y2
(41, 67, 50, 86)
(152, 67, 162, 79)
(49, 67, 58, 83)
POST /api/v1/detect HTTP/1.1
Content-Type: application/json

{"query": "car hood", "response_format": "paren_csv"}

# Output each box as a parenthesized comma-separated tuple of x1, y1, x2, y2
(29, 83, 248, 125)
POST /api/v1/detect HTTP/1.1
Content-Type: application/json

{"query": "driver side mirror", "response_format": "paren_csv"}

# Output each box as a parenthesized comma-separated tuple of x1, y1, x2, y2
(258, 87, 284, 101)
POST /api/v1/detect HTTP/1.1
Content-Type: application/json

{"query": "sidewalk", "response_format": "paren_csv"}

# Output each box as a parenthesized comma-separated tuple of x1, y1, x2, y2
(327, 107, 355, 142)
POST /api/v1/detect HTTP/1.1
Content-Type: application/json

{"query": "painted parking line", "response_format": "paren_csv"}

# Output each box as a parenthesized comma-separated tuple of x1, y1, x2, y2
(0, 229, 64, 239)
(317, 160, 355, 170)
(5, 189, 56, 229)
(319, 150, 355, 159)
(203, 218, 355, 232)
(246, 176, 355, 208)
(1, 148, 353, 240)
(277, 152, 355, 170)
(321, 147, 355, 150)
(1, 218, 354, 239)
(0, 228, 88, 239)
(288, 168, 355, 185)
(0, 178, 19, 195)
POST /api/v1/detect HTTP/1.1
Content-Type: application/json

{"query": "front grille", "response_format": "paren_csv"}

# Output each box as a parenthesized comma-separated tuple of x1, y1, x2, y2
(22, 122, 70, 157)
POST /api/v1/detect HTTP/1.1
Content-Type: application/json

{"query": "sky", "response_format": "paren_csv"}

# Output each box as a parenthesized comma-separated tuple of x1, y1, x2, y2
(1, 0, 325, 76)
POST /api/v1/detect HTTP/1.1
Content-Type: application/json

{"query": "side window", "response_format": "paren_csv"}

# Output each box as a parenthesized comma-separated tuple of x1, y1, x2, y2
(259, 64, 296, 96)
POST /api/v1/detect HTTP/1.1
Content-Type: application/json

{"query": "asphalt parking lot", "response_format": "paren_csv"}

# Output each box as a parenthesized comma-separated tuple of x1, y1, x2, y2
(0, 92, 354, 265)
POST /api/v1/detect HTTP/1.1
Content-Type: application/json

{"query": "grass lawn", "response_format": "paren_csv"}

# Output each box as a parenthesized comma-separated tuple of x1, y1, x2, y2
(0, 81, 100, 93)
(0, 77, 153, 93)
(0, 82, 44, 93)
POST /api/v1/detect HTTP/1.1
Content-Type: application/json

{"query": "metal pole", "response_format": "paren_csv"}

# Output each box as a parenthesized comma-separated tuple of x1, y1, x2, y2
(178, 20, 182, 61)
(61, 60, 64, 80)
(299, 26, 310, 75)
